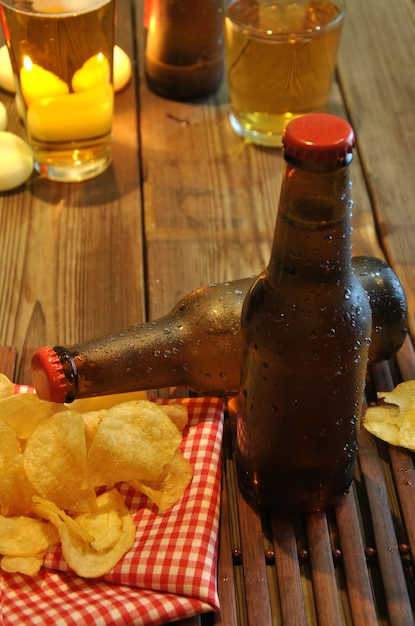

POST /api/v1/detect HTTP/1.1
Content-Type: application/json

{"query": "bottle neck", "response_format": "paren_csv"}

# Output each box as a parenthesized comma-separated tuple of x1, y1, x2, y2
(268, 157, 353, 283)
(52, 277, 252, 401)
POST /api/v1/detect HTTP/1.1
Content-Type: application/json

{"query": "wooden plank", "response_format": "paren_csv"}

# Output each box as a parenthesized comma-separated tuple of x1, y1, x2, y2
(235, 487, 273, 625)
(306, 512, 344, 625)
(135, 0, 383, 321)
(335, 492, 378, 625)
(367, 358, 415, 599)
(0, 346, 17, 380)
(214, 465, 238, 626)
(0, 0, 145, 354)
(358, 428, 415, 626)
(397, 335, 415, 382)
(272, 512, 307, 625)
(338, 0, 415, 339)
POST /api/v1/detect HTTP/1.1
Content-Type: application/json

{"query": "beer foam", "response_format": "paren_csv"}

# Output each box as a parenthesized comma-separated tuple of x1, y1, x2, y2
(33, 0, 109, 13)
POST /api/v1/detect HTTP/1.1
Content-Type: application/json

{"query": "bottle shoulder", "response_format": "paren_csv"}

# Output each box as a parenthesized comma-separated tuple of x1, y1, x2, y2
(242, 271, 371, 331)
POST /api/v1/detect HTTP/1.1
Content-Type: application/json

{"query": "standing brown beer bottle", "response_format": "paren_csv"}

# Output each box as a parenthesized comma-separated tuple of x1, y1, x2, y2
(144, 0, 224, 100)
(236, 114, 372, 513)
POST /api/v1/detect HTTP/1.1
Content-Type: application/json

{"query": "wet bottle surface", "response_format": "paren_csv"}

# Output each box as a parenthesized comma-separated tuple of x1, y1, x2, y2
(32, 279, 249, 403)
(236, 114, 372, 513)
(31, 261, 405, 405)
(144, 0, 224, 100)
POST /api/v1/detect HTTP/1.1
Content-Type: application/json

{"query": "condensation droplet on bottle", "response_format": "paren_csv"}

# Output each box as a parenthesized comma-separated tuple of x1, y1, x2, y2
(163, 327, 171, 335)
(153, 350, 161, 357)
(319, 427, 327, 438)
(344, 288, 351, 299)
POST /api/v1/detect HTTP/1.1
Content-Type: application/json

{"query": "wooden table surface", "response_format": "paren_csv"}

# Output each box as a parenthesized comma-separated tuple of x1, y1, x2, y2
(1, 1, 414, 624)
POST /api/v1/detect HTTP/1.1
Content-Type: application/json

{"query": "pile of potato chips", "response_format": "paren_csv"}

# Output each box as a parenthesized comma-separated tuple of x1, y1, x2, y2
(364, 380, 415, 451)
(0, 374, 192, 578)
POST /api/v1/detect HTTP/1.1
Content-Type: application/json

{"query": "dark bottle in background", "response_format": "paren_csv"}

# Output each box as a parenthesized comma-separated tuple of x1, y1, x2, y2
(144, 0, 224, 100)
(236, 113, 372, 513)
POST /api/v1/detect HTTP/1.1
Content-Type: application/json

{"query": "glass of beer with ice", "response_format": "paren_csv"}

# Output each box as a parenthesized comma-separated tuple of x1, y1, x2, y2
(0, 0, 115, 181)
(223, 0, 345, 147)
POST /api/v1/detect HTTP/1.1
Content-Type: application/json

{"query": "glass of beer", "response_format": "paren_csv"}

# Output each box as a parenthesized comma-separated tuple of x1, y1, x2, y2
(0, 0, 115, 182)
(223, 0, 345, 147)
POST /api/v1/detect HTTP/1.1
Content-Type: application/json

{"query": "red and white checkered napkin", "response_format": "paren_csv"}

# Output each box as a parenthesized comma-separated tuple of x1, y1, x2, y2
(1, 394, 225, 626)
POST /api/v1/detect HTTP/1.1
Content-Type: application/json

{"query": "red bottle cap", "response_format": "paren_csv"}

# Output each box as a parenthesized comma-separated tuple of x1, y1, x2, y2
(282, 114, 355, 162)
(31, 346, 67, 403)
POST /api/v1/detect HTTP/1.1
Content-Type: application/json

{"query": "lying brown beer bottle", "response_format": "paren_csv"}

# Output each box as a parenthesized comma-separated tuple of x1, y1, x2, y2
(144, 0, 224, 100)
(236, 114, 372, 513)
(31, 256, 406, 405)
(31, 279, 250, 404)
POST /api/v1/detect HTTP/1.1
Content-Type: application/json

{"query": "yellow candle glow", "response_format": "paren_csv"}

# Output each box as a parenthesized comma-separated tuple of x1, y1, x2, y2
(26, 84, 114, 142)
(71, 53, 111, 92)
(20, 57, 69, 106)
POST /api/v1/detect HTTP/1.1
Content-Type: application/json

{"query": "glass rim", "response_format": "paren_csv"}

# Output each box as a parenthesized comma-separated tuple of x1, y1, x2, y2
(224, 0, 346, 41)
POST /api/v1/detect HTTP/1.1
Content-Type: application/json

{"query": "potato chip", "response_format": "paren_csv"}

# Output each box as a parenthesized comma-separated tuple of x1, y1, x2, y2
(131, 448, 193, 512)
(32, 496, 95, 544)
(0, 418, 23, 516)
(33, 490, 136, 578)
(6, 458, 37, 517)
(86, 400, 183, 487)
(363, 404, 402, 446)
(81, 409, 105, 449)
(0, 373, 14, 399)
(364, 380, 415, 451)
(0, 514, 59, 556)
(377, 380, 415, 411)
(75, 498, 123, 552)
(0, 379, 193, 578)
(23, 409, 93, 512)
(161, 403, 189, 431)
(1, 554, 44, 576)
(0, 393, 66, 439)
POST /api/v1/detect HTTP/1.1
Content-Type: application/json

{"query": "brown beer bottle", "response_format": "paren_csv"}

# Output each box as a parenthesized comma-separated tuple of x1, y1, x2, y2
(144, 0, 224, 100)
(31, 278, 250, 404)
(236, 114, 372, 513)
(31, 264, 404, 405)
